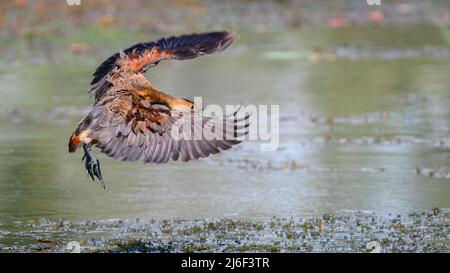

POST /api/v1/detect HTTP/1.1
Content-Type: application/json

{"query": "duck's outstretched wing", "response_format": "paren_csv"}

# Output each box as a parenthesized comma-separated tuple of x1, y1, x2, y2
(89, 31, 235, 100)
(70, 93, 248, 163)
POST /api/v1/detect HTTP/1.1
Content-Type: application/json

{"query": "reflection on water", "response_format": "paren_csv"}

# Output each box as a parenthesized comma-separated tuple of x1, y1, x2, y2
(0, 26, 449, 226)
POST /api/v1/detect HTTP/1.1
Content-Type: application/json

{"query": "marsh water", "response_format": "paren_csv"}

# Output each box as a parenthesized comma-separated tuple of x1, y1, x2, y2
(0, 25, 449, 236)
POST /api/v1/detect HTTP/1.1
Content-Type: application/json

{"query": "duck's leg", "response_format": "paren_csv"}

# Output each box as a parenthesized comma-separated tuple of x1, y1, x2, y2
(82, 144, 105, 189)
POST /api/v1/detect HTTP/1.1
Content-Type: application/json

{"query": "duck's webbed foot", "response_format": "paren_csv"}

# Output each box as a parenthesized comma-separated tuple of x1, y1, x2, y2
(82, 144, 105, 189)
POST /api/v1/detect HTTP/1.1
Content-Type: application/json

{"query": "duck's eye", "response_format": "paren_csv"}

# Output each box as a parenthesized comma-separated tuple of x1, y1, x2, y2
(190, 105, 195, 109)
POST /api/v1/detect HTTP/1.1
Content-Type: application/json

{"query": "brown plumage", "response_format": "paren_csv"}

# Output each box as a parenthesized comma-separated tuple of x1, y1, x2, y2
(68, 31, 248, 188)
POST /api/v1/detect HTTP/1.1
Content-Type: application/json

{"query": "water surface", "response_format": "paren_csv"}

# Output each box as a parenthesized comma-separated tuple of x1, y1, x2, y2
(0, 25, 449, 226)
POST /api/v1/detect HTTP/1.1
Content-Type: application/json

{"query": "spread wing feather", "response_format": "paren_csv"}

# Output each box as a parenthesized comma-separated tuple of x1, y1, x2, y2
(89, 31, 235, 101)
(82, 94, 248, 164)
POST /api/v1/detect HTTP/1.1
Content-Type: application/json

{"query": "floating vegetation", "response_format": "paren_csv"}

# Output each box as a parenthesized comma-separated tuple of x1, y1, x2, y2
(281, 111, 394, 126)
(264, 47, 450, 62)
(0, 209, 448, 253)
(415, 167, 450, 179)
(303, 135, 450, 149)
(220, 158, 449, 180)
